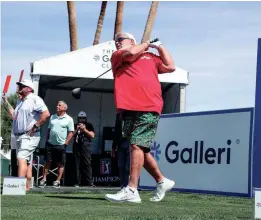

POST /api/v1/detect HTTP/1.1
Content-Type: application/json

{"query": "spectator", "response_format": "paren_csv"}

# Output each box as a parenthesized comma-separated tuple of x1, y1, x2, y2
(39, 101, 74, 188)
(2, 79, 50, 191)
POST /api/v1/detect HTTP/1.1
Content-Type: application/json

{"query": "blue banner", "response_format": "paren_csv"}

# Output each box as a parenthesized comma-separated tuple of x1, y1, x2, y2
(253, 38, 261, 189)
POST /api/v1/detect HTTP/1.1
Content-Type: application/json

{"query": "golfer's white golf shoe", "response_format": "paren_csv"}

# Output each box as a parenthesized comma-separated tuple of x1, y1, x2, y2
(105, 186, 141, 203)
(149, 178, 175, 202)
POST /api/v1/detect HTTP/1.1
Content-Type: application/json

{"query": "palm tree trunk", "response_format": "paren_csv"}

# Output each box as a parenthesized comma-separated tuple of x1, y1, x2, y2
(114, 1, 124, 39)
(93, 1, 107, 45)
(67, 1, 78, 51)
(141, 1, 159, 43)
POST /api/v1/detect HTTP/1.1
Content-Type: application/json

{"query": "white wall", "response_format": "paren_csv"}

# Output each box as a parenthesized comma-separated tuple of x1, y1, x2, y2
(139, 108, 253, 196)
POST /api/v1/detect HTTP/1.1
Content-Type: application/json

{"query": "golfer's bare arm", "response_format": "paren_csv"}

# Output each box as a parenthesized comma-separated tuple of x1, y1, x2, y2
(157, 45, 176, 73)
(113, 42, 149, 69)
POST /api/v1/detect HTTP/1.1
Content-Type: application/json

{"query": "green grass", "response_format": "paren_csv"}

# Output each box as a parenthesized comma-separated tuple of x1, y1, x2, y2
(1, 191, 253, 220)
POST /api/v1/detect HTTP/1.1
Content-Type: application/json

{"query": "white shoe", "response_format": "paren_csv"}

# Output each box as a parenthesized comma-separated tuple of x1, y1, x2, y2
(105, 187, 141, 203)
(150, 178, 175, 202)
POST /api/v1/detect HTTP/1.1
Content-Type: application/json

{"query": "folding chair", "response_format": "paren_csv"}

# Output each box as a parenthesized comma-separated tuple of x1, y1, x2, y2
(32, 148, 66, 186)
(32, 155, 41, 187)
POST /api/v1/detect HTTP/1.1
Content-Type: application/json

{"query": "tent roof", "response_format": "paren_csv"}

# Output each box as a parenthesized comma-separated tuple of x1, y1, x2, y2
(31, 41, 189, 85)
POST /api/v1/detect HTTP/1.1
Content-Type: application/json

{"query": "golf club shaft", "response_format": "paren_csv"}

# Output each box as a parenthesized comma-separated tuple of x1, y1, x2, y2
(78, 38, 158, 89)
(80, 68, 112, 89)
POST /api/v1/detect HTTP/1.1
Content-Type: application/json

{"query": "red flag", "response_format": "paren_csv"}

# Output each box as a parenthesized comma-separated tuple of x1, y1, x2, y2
(3, 75, 12, 93)
(19, 70, 24, 82)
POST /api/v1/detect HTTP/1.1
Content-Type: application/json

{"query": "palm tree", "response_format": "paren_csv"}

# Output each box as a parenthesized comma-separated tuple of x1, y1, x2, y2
(67, 1, 78, 51)
(114, 1, 124, 39)
(141, 1, 159, 43)
(93, 1, 107, 45)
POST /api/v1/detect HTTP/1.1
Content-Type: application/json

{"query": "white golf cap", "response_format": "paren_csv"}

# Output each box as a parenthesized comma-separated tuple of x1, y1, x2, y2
(16, 79, 34, 91)
(115, 32, 137, 45)
(125, 33, 137, 45)
(78, 111, 87, 117)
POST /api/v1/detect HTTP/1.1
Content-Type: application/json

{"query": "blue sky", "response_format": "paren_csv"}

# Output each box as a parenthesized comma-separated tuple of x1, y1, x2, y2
(1, 1, 261, 112)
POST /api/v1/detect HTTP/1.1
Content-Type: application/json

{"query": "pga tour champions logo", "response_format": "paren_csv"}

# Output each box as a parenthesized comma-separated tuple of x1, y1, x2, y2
(100, 159, 111, 175)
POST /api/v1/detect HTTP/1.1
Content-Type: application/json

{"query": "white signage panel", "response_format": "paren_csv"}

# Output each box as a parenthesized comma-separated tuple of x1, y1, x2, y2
(139, 109, 253, 196)
(2, 177, 27, 195)
(254, 188, 261, 219)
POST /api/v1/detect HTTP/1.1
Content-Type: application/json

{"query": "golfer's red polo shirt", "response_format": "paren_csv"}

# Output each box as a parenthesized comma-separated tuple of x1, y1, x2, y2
(111, 50, 163, 115)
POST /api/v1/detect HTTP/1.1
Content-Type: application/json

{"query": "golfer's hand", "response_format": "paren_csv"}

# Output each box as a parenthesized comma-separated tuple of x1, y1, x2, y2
(149, 39, 162, 49)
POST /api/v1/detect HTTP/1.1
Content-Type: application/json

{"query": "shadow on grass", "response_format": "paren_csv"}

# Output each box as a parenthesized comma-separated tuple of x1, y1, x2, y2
(45, 195, 106, 201)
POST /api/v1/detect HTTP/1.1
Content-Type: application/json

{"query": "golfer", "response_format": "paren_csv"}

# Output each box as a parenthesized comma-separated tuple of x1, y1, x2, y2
(105, 32, 176, 203)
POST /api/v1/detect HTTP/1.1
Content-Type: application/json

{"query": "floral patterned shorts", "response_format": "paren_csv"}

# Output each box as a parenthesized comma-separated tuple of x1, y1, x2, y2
(121, 110, 160, 152)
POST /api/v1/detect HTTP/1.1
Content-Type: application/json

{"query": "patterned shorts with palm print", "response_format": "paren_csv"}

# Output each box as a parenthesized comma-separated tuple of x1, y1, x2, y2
(121, 110, 160, 152)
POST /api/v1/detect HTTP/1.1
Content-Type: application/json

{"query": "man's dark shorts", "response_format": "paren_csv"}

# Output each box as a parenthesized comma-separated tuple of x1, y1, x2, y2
(45, 142, 66, 165)
(122, 110, 160, 152)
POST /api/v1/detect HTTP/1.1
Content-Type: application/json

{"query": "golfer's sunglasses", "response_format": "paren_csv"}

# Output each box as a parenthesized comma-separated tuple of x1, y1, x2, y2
(116, 37, 130, 42)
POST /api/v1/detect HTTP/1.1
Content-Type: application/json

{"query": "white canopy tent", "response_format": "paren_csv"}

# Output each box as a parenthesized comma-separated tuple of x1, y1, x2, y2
(30, 41, 189, 153)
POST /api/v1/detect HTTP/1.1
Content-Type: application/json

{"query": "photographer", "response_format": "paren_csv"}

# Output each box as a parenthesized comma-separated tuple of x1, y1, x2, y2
(73, 111, 95, 187)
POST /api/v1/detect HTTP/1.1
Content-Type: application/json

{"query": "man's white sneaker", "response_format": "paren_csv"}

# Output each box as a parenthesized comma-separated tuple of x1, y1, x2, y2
(150, 178, 175, 202)
(105, 187, 141, 203)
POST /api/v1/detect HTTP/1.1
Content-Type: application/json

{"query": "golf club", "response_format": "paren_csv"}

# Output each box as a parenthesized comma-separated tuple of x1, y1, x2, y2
(71, 38, 160, 99)
(72, 68, 112, 99)
(149, 38, 159, 43)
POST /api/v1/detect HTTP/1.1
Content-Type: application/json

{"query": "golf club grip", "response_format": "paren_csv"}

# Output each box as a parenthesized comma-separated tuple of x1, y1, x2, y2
(81, 68, 112, 88)
(149, 38, 159, 43)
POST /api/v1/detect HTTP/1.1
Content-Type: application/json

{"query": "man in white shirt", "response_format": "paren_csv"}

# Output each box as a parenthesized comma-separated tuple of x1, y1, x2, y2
(2, 79, 50, 190)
